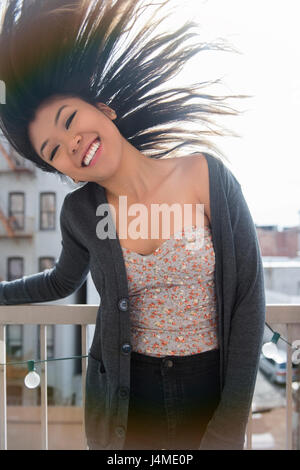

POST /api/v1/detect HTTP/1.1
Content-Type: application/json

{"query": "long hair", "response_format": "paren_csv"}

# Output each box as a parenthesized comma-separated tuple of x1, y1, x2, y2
(0, 0, 247, 178)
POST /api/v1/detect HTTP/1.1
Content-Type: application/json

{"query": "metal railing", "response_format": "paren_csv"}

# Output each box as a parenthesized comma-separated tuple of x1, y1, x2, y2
(0, 304, 299, 450)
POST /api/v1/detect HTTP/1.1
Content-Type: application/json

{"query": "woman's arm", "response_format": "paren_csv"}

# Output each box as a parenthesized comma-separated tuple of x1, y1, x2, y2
(0, 193, 90, 304)
(199, 164, 266, 450)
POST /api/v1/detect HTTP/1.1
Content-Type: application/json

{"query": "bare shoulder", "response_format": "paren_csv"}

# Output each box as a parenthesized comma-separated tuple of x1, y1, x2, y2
(177, 153, 211, 224)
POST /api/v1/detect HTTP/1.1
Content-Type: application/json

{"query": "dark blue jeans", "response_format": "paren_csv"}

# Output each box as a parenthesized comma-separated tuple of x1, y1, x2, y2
(123, 348, 221, 450)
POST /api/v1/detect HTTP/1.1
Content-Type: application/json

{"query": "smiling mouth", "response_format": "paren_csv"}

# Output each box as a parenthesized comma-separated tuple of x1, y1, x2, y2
(81, 138, 101, 167)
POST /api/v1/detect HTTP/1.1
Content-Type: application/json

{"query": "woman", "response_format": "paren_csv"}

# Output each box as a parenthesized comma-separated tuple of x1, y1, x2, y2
(0, 0, 265, 450)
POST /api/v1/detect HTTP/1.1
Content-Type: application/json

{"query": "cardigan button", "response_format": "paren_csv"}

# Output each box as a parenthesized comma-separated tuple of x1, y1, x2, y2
(121, 343, 132, 354)
(118, 298, 129, 312)
(162, 359, 173, 368)
(119, 386, 129, 399)
(115, 426, 126, 438)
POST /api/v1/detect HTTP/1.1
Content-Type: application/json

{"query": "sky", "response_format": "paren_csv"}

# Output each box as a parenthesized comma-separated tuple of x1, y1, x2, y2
(162, 0, 300, 228)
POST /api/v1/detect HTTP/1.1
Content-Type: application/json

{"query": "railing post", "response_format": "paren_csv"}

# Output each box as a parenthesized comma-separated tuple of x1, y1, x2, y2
(81, 325, 88, 450)
(286, 323, 293, 450)
(0, 324, 7, 450)
(40, 325, 48, 450)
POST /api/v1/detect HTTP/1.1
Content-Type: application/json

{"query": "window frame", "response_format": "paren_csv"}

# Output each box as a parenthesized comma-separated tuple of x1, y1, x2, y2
(39, 192, 56, 231)
(8, 191, 25, 231)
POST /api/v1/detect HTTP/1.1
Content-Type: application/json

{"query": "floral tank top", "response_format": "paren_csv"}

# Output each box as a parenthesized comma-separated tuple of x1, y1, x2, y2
(121, 224, 219, 357)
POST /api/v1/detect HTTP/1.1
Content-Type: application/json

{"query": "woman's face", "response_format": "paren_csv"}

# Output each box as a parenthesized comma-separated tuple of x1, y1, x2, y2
(28, 95, 123, 183)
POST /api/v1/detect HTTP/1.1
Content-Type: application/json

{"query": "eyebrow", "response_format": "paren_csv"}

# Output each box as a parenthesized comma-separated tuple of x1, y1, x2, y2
(40, 104, 69, 158)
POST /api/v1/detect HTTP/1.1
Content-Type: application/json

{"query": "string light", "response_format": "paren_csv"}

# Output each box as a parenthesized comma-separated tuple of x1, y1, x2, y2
(0, 355, 88, 389)
(24, 360, 40, 389)
(0, 322, 299, 389)
(263, 322, 300, 363)
(262, 332, 280, 359)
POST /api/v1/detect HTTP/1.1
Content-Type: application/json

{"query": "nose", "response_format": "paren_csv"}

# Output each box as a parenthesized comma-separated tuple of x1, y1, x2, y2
(71, 135, 82, 156)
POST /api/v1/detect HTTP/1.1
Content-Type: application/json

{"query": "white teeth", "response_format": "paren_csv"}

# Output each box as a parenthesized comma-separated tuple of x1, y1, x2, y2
(82, 140, 101, 166)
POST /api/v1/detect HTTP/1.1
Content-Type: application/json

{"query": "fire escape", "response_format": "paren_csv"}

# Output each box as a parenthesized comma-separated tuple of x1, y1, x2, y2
(0, 138, 35, 239)
(0, 139, 35, 174)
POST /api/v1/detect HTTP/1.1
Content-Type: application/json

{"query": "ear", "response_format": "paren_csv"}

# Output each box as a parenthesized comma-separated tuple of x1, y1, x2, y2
(96, 102, 117, 120)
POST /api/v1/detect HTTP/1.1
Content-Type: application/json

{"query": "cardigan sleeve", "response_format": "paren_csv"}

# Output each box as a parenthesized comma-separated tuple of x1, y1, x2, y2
(199, 165, 266, 450)
(0, 193, 90, 305)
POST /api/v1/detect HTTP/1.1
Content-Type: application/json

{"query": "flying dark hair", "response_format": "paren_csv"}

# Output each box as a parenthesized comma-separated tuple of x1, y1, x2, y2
(0, 0, 247, 178)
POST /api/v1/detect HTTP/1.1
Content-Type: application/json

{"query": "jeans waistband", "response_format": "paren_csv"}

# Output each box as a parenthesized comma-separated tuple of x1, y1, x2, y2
(130, 347, 220, 366)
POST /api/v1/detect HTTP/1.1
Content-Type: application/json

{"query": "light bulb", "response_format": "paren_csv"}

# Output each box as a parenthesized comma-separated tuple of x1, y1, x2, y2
(262, 332, 281, 358)
(262, 341, 278, 359)
(24, 360, 40, 389)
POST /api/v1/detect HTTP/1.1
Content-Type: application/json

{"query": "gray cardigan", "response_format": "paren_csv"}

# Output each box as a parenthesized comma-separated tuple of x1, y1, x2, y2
(0, 153, 266, 450)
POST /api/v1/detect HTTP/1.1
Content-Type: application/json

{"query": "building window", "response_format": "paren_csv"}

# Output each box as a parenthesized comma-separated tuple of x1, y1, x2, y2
(37, 386, 55, 406)
(40, 192, 56, 230)
(7, 325, 23, 359)
(8, 192, 25, 230)
(7, 257, 23, 281)
(7, 385, 23, 406)
(39, 257, 55, 271)
(6, 257, 24, 359)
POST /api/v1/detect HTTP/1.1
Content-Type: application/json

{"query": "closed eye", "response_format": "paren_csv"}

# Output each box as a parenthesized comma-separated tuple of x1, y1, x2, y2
(50, 145, 59, 162)
(65, 111, 77, 130)
(49, 111, 77, 161)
